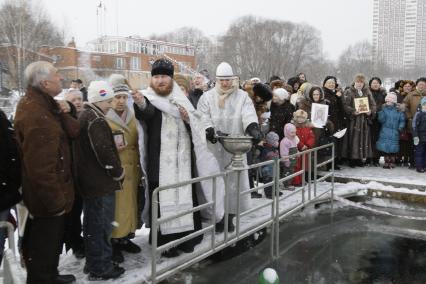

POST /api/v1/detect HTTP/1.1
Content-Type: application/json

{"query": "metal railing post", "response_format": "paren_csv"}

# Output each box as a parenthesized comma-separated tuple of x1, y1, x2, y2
(211, 177, 217, 249)
(314, 150, 318, 198)
(331, 144, 335, 209)
(308, 151, 312, 201)
(224, 172, 229, 242)
(272, 158, 279, 259)
(151, 190, 159, 284)
(302, 151, 306, 204)
(236, 170, 241, 237)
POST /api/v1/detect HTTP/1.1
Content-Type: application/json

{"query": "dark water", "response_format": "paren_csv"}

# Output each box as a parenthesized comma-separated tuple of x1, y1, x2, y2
(165, 204, 426, 284)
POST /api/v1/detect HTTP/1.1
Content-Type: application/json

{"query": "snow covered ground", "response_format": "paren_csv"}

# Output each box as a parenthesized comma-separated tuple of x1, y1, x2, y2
(56, 181, 365, 284)
(2, 166, 425, 283)
(323, 165, 426, 190)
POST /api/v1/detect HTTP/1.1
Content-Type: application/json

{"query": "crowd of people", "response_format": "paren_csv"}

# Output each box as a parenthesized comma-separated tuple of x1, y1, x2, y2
(1, 58, 426, 283)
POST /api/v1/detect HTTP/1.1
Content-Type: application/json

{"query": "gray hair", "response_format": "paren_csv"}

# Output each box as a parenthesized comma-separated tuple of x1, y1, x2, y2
(64, 88, 83, 100)
(24, 61, 54, 88)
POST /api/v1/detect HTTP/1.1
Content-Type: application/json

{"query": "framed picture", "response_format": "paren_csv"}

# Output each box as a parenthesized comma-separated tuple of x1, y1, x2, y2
(354, 97, 370, 114)
(311, 103, 329, 128)
(113, 131, 126, 148)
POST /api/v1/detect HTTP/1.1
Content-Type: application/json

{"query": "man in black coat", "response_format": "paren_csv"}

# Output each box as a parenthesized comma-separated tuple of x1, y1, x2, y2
(188, 73, 206, 108)
(0, 108, 21, 266)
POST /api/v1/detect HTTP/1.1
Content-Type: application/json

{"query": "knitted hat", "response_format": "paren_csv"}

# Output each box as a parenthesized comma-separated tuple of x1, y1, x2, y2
(113, 84, 130, 96)
(265, 131, 279, 147)
(88, 81, 114, 103)
(151, 59, 174, 77)
(421, 97, 426, 106)
(253, 83, 273, 101)
(273, 88, 289, 101)
(109, 73, 127, 87)
(385, 92, 397, 104)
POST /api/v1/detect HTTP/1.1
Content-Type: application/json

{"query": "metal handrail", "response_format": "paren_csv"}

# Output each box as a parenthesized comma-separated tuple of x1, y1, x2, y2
(150, 143, 336, 283)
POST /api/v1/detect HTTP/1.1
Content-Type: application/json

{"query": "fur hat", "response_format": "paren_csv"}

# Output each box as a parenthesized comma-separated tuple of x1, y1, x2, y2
(416, 77, 426, 86)
(270, 79, 285, 90)
(369, 76, 382, 86)
(265, 131, 279, 147)
(323, 76, 338, 88)
(253, 83, 272, 102)
(287, 77, 300, 92)
(88, 81, 114, 103)
(353, 73, 366, 83)
(151, 59, 174, 77)
(273, 88, 289, 101)
(398, 80, 415, 94)
(293, 109, 308, 120)
(385, 92, 397, 104)
(269, 75, 281, 83)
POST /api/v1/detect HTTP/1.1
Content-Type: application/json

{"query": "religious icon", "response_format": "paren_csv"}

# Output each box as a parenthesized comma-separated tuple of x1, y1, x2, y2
(354, 97, 370, 114)
(311, 103, 329, 128)
(113, 131, 126, 148)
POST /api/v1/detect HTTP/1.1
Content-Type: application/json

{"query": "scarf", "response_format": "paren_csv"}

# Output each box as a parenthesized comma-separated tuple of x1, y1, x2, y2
(215, 81, 238, 108)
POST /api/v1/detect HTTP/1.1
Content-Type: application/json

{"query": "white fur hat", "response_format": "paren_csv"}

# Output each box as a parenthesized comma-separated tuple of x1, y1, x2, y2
(88, 81, 114, 103)
(273, 88, 289, 101)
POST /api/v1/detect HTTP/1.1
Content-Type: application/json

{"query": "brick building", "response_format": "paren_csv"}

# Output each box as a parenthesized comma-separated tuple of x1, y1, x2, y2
(40, 36, 197, 89)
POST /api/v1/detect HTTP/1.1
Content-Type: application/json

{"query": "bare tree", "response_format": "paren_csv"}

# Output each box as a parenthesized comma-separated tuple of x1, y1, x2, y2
(336, 40, 376, 86)
(215, 16, 324, 82)
(0, 0, 64, 90)
(150, 27, 215, 73)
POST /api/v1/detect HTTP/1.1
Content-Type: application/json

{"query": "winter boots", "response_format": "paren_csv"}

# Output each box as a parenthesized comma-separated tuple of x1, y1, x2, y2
(383, 155, 396, 169)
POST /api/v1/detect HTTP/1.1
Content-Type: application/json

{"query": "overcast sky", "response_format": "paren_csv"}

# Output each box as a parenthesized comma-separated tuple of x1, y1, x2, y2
(39, 0, 372, 60)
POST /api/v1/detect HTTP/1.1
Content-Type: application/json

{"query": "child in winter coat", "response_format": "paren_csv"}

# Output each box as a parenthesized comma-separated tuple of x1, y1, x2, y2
(376, 92, 406, 169)
(259, 131, 281, 198)
(292, 110, 315, 186)
(270, 88, 295, 140)
(280, 123, 299, 190)
(412, 97, 426, 173)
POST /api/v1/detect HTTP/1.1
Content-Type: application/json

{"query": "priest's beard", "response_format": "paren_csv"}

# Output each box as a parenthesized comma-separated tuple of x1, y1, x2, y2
(150, 80, 174, 97)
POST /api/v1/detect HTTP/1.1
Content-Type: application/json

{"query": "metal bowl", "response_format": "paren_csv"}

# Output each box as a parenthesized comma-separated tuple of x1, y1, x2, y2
(218, 135, 253, 169)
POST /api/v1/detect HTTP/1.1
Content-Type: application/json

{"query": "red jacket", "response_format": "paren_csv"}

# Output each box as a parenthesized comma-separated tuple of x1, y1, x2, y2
(293, 124, 315, 186)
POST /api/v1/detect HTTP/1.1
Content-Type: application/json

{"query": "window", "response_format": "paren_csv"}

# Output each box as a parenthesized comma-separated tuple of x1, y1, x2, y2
(130, 57, 140, 70)
(92, 55, 101, 62)
(116, 57, 125, 69)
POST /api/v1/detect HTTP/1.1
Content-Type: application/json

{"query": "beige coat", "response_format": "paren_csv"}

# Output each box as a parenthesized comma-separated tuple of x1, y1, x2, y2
(107, 108, 142, 238)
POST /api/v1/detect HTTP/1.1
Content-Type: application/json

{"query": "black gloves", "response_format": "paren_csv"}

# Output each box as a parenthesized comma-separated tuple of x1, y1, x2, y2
(245, 122, 263, 144)
(206, 127, 217, 144)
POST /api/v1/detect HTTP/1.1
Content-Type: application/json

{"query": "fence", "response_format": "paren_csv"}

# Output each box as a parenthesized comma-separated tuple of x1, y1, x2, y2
(1, 143, 335, 284)
(150, 143, 336, 283)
